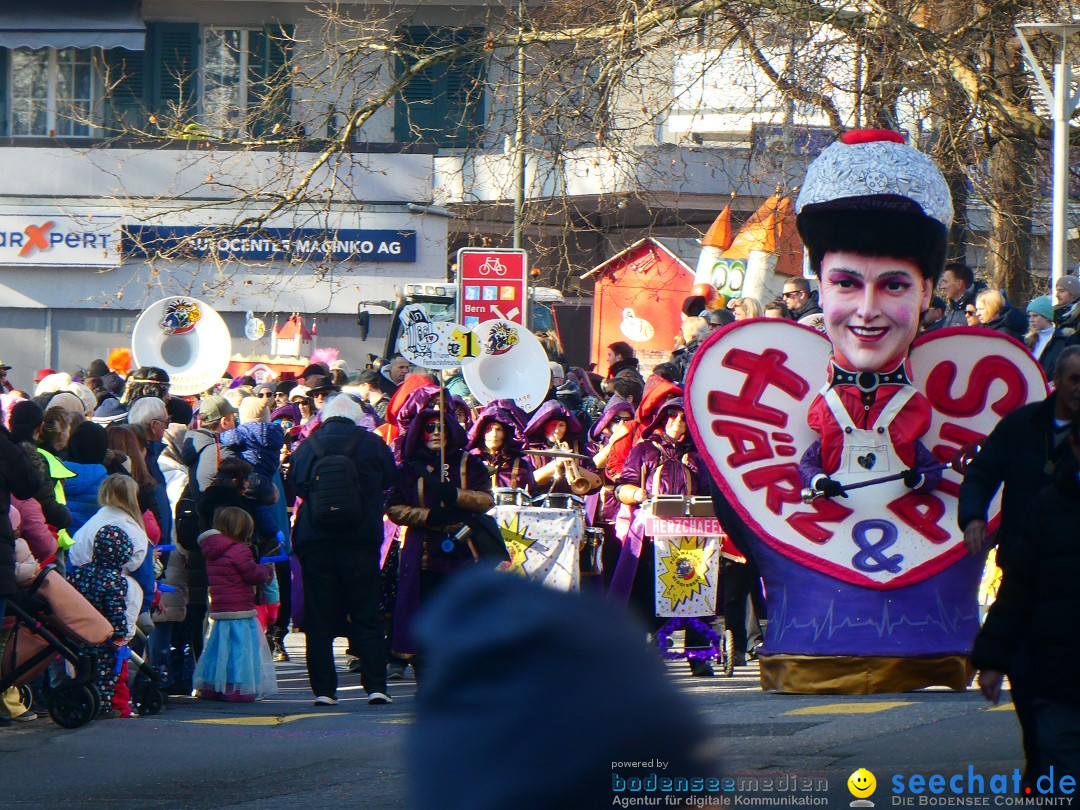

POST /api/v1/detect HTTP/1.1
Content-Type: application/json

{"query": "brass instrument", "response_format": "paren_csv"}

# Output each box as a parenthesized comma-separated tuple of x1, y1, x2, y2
(556, 441, 601, 496)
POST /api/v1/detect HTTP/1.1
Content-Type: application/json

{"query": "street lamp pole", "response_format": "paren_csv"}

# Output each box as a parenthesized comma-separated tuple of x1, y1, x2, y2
(1016, 23, 1080, 288)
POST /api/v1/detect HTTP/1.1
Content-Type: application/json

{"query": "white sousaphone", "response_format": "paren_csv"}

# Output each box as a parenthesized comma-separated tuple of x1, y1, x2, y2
(131, 296, 232, 396)
(462, 319, 551, 413)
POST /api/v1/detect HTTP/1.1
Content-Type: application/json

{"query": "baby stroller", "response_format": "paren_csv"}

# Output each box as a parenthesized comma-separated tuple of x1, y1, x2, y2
(0, 565, 114, 728)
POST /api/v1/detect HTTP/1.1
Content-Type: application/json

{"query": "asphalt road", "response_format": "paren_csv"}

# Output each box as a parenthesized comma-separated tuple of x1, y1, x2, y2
(1, 636, 1027, 809)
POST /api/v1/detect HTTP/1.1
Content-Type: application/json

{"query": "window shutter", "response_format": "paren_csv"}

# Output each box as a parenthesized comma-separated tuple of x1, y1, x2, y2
(148, 22, 199, 122)
(102, 48, 147, 132)
(0, 48, 8, 137)
(248, 23, 293, 138)
(395, 26, 484, 148)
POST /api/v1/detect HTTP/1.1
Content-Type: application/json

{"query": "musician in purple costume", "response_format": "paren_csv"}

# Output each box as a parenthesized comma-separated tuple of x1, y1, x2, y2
(467, 402, 537, 494)
(525, 401, 601, 496)
(386, 410, 494, 663)
(613, 397, 714, 676)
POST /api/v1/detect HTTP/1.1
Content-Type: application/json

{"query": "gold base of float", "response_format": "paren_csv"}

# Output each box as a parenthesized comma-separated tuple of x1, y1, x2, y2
(758, 654, 974, 694)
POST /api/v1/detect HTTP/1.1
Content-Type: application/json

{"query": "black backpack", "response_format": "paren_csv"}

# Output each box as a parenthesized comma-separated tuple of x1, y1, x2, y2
(306, 432, 363, 531)
(175, 442, 212, 552)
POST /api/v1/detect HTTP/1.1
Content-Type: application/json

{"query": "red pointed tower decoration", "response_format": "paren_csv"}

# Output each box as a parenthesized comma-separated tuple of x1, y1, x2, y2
(270, 313, 316, 358)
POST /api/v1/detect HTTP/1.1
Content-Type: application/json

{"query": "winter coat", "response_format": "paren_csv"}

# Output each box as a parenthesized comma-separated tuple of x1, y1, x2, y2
(144, 440, 173, 548)
(971, 469, 1080, 704)
(197, 530, 272, 617)
(155, 541, 189, 623)
(0, 430, 41, 597)
(942, 281, 986, 329)
(69, 505, 149, 639)
(982, 308, 1025, 341)
(220, 421, 286, 480)
(957, 393, 1072, 570)
(1030, 326, 1074, 378)
(181, 428, 231, 494)
(18, 440, 72, 539)
(14, 536, 40, 586)
(11, 495, 57, 564)
(288, 417, 397, 555)
(62, 460, 109, 532)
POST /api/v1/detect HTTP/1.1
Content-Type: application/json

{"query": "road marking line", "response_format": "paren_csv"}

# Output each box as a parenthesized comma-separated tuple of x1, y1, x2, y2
(985, 703, 1015, 712)
(785, 701, 911, 715)
(183, 712, 347, 726)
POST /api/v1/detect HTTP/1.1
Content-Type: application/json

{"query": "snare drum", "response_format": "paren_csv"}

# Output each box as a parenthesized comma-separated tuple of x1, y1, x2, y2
(492, 487, 531, 507)
(580, 527, 604, 576)
(533, 492, 584, 511)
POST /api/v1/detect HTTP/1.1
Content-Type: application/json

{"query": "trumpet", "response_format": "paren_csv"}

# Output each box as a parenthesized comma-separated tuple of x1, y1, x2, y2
(555, 441, 600, 496)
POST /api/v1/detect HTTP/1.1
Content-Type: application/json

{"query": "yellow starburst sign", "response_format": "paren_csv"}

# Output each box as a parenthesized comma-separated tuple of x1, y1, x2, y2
(657, 537, 714, 612)
(496, 512, 538, 577)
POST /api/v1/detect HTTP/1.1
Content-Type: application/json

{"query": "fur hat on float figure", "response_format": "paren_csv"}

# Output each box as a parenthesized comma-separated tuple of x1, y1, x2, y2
(795, 129, 954, 284)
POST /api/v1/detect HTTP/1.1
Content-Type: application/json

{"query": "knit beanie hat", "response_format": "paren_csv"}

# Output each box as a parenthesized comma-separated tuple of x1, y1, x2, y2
(165, 396, 194, 426)
(1056, 275, 1080, 301)
(408, 569, 713, 810)
(239, 396, 270, 424)
(92, 397, 128, 425)
(68, 421, 108, 465)
(1027, 295, 1055, 322)
(44, 391, 86, 415)
(9, 400, 44, 443)
(795, 130, 953, 282)
(88, 359, 109, 378)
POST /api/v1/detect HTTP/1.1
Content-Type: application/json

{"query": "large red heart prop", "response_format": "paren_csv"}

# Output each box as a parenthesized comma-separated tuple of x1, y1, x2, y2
(685, 320, 1047, 590)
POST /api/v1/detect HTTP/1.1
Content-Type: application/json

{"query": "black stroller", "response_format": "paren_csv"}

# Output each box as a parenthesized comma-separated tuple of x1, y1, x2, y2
(0, 565, 113, 728)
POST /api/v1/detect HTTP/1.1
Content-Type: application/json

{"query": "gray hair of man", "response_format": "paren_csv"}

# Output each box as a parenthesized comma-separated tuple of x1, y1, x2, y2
(320, 393, 365, 425)
(127, 396, 168, 428)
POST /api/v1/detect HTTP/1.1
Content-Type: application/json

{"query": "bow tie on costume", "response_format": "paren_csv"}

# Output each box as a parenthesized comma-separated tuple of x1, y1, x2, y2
(829, 362, 912, 393)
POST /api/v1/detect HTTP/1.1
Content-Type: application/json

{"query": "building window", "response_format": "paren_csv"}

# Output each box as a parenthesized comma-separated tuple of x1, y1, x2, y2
(10, 48, 99, 137)
(394, 27, 486, 149)
(201, 26, 293, 139)
(202, 28, 250, 138)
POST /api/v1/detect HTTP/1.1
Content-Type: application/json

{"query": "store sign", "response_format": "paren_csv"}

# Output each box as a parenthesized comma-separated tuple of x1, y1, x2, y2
(456, 248, 528, 327)
(124, 226, 417, 263)
(0, 215, 121, 267)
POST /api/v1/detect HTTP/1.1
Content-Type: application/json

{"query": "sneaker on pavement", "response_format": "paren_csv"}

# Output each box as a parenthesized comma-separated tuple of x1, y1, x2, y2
(313, 695, 338, 706)
(367, 692, 392, 705)
(272, 643, 290, 663)
(12, 711, 35, 722)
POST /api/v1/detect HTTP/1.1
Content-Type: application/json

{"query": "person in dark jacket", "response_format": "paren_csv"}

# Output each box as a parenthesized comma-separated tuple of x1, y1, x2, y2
(975, 289, 1025, 341)
(602, 341, 645, 403)
(972, 418, 1080, 782)
(781, 277, 824, 325)
(386, 408, 494, 674)
(1025, 295, 1073, 378)
(939, 262, 982, 328)
(0, 424, 42, 639)
(10, 401, 74, 552)
(288, 394, 397, 706)
(959, 346, 1080, 786)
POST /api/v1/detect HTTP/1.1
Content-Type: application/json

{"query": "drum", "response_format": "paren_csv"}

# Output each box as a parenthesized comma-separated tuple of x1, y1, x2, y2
(580, 527, 604, 576)
(492, 487, 531, 507)
(491, 502, 584, 592)
(533, 493, 584, 511)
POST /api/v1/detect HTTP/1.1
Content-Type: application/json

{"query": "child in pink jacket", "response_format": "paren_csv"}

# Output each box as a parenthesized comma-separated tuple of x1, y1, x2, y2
(192, 506, 275, 702)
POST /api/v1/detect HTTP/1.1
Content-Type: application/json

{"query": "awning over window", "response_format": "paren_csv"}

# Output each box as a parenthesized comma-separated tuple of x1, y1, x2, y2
(0, 0, 145, 51)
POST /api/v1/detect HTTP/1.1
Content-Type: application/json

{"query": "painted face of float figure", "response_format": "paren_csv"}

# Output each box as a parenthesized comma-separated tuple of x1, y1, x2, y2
(820, 252, 933, 372)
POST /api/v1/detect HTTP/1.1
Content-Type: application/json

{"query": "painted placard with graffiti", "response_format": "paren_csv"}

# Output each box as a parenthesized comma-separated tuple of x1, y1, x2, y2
(494, 505, 583, 592)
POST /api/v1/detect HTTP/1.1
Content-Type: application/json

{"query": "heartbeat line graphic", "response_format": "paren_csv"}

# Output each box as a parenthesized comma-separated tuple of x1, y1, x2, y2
(769, 588, 978, 643)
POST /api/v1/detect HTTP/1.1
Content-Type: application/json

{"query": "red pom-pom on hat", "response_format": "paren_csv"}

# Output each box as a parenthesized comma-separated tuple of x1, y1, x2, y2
(840, 129, 905, 146)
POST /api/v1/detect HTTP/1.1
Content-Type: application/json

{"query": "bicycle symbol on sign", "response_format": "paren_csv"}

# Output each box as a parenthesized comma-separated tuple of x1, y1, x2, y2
(478, 257, 508, 277)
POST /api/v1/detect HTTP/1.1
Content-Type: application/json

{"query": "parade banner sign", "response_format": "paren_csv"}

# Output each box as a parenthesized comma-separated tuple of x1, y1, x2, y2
(653, 536, 721, 617)
(685, 320, 1047, 590)
(495, 505, 582, 592)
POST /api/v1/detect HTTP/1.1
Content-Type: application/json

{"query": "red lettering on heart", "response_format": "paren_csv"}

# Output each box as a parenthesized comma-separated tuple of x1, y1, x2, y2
(887, 491, 950, 544)
(925, 356, 1028, 419)
(787, 498, 854, 544)
(707, 348, 810, 428)
(709, 419, 773, 467)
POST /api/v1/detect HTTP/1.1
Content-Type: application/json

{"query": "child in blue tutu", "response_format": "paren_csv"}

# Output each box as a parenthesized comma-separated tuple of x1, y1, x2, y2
(193, 506, 277, 702)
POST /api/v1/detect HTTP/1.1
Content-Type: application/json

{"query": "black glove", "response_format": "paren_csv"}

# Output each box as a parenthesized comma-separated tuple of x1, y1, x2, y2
(901, 468, 923, 489)
(436, 482, 458, 506)
(814, 477, 847, 499)
(427, 506, 454, 527)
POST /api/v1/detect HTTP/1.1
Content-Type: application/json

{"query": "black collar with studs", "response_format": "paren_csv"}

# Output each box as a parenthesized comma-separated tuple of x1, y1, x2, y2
(829, 362, 912, 393)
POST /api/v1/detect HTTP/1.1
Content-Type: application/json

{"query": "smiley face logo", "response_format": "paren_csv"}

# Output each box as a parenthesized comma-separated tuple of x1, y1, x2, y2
(848, 768, 877, 799)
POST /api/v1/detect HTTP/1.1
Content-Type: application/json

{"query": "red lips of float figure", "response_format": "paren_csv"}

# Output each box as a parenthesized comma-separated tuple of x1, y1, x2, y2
(686, 130, 1047, 693)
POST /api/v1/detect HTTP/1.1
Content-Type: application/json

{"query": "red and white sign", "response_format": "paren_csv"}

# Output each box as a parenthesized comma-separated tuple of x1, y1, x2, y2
(686, 320, 1048, 590)
(457, 248, 528, 328)
(644, 515, 725, 537)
